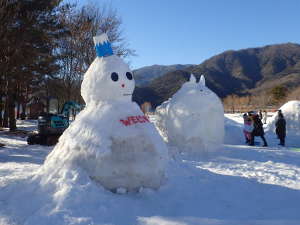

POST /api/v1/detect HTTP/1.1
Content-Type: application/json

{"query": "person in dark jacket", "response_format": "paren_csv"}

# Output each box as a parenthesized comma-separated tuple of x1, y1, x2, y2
(249, 114, 268, 147)
(258, 110, 263, 120)
(275, 111, 286, 146)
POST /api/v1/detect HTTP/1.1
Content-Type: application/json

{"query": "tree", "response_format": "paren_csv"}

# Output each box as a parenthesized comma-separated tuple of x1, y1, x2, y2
(223, 94, 239, 113)
(0, 0, 67, 130)
(0, 1, 134, 129)
(270, 85, 288, 105)
(286, 86, 300, 101)
(55, 2, 135, 106)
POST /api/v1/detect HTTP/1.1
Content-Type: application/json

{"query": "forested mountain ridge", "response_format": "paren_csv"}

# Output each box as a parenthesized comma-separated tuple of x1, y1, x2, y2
(133, 43, 300, 107)
(133, 64, 193, 86)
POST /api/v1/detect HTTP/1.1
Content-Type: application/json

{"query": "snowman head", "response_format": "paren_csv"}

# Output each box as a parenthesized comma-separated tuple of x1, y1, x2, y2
(196, 74, 210, 96)
(172, 74, 221, 110)
(183, 74, 210, 95)
(81, 33, 135, 105)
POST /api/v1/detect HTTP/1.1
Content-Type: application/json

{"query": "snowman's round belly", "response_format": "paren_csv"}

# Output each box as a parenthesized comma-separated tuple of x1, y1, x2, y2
(90, 135, 165, 191)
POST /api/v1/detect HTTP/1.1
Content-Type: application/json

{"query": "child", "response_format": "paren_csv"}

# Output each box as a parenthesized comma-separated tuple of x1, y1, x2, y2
(263, 110, 268, 124)
(243, 113, 253, 144)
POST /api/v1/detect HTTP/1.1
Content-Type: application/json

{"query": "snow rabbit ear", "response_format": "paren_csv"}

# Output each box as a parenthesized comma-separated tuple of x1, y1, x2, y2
(199, 75, 206, 86)
(189, 74, 197, 83)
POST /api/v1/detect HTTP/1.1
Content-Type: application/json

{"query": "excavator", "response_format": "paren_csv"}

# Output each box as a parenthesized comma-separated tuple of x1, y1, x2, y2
(27, 101, 83, 146)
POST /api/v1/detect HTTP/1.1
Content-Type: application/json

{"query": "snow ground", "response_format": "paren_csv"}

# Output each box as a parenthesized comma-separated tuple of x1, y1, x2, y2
(15, 120, 37, 132)
(0, 117, 300, 225)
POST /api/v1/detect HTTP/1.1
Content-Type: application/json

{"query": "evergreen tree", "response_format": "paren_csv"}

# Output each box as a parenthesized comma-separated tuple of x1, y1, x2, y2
(0, 0, 68, 130)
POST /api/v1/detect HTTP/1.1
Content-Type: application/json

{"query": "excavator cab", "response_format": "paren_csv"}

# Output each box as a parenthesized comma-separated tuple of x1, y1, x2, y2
(37, 114, 69, 134)
(27, 101, 83, 146)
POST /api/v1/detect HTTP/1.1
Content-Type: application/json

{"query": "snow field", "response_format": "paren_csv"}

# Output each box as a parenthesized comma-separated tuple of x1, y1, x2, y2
(1, 116, 300, 225)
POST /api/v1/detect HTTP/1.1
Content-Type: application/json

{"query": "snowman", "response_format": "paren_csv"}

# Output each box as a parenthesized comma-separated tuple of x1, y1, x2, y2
(156, 74, 224, 154)
(40, 33, 168, 192)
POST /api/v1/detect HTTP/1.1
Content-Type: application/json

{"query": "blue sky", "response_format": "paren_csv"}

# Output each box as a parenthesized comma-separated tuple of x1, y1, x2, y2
(69, 0, 300, 69)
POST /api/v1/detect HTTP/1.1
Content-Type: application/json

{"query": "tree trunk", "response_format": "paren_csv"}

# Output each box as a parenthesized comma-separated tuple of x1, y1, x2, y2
(3, 99, 9, 128)
(21, 103, 26, 120)
(0, 97, 3, 127)
(6, 81, 17, 131)
(8, 91, 16, 131)
(46, 97, 50, 113)
(16, 102, 20, 119)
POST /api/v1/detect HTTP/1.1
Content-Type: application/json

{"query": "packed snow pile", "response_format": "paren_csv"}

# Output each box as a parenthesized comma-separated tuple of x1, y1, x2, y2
(266, 100, 300, 146)
(224, 115, 244, 145)
(38, 33, 168, 192)
(155, 75, 224, 153)
(155, 99, 170, 140)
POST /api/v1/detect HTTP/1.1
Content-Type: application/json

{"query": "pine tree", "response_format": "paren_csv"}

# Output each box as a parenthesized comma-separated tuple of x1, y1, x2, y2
(0, 0, 68, 130)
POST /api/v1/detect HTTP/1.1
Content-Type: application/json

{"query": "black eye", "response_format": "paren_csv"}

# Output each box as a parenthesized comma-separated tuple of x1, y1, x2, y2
(126, 72, 133, 80)
(111, 72, 119, 82)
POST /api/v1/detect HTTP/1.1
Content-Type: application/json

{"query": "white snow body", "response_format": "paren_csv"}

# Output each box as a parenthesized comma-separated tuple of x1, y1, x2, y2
(156, 75, 224, 153)
(40, 50, 168, 191)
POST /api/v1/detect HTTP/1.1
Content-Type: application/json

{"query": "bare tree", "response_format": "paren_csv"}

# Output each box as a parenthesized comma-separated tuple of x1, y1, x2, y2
(223, 94, 239, 113)
(286, 87, 300, 101)
(56, 2, 135, 106)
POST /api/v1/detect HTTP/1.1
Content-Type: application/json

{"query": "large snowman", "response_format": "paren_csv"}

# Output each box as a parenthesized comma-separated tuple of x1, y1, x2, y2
(156, 75, 224, 154)
(40, 34, 168, 192)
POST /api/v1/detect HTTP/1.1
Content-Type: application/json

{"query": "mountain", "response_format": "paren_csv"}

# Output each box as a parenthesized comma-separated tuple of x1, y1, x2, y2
(190, 43, 300, 96)
(133, 70, 191, 107)
(133, 43, 300, 108)
(133, 64, 193, 86)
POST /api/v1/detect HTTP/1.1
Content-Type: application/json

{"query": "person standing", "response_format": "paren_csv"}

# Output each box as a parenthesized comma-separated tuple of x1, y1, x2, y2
(243, 113, 253, 144)
(258, 110, 263, 120)
(275, 111, 286, 146)
(250, 114, 268, 147)
(263, 110, 268, 124)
